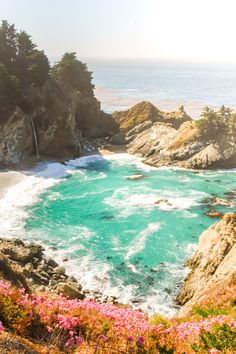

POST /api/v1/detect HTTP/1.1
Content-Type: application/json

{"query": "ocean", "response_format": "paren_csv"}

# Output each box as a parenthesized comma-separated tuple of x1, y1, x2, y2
(87, 59, 236, 117)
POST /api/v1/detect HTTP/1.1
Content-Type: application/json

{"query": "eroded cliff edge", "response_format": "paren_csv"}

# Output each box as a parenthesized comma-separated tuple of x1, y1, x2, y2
(110, 101, 236, 169)
(0, 76, 118, 166)
(177, 213, 236, 316)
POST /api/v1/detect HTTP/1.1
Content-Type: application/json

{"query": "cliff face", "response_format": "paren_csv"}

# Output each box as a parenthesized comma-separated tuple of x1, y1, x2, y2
(0, 106, 34, 165)
(111, 101, 236, 169)
(0, 77, 118, 166)
(177, 213, 236, 316)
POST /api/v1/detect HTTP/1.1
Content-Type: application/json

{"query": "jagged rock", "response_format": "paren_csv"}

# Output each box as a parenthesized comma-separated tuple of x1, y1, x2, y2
(127, 174, 144, 180)
(53, 266, 65, 275)
(57, 282, 84, 300)
(0, 107, 34, 165)
(154, 199, 171, 206)
(205, 210, 224, 218)
(45, 256, 58, 268)
(0, 76, 118, 166)
(112, 101, 191, 134)
(202, 196, 235, 208)
(0, 238, 83, 299)
(108, 132, 126, 145)
(177, 213, 236, 316)
(0, 240, 44, 264)
(112, 102, 236, 169)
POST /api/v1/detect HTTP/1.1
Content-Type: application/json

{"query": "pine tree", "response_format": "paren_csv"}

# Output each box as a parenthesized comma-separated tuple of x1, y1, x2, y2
(51, 52, 94, 94)
(0, 63, 20, 106)
(0, 20, 17, 69)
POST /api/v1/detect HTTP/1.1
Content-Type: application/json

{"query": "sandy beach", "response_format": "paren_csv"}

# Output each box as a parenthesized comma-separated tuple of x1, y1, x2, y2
(0, 171, 25, 198)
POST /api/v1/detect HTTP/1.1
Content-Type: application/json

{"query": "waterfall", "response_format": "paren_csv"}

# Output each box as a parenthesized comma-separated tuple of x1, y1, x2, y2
(30, 116, 40, 159)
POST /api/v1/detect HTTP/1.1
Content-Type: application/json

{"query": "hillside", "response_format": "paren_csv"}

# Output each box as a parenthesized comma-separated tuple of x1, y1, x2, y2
(0, 21, 118, 166)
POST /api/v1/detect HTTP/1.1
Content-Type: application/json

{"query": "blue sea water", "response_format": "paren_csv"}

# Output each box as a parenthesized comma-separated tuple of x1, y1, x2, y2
(11, 154, 234, 316)
(86, 59, 236, 117)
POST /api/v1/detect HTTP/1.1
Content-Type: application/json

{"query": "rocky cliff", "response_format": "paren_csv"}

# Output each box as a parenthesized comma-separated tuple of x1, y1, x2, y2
(0, 237, 85, 299)
(177, 213, 236, 316)
(0, 77, 118, 166)
(111, 101, 236, 169)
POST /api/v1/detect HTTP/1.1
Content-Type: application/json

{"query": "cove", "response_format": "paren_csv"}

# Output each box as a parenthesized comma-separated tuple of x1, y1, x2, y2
(24, 154, 236, 315)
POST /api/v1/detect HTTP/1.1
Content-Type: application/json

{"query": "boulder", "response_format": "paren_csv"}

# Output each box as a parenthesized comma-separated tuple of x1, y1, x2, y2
(57, 282, 85, 300)
(127, 174, 144, 180)
(205, 210, 224, 218)
(0, 238, 83, 298)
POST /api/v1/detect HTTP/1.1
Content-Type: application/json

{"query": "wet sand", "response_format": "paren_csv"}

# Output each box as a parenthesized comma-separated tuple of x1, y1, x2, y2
(98, 144, 127, 155)
(0, 171, 25, 198)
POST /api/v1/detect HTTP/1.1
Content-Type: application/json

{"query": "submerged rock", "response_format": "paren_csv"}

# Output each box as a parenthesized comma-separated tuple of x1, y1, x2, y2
(127, 174, 144, 180)
(205, 210, 224, 218)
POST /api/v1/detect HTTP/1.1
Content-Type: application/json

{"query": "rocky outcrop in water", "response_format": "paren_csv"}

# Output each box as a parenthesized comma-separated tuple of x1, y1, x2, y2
(177, 213, 236, 316)
(111, 101, 236, 169)
(0, 238, 119, 305)
(0, 238, 85, 299)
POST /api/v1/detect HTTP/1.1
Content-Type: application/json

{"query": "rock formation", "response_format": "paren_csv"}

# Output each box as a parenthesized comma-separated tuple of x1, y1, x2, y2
(0, 77, 118, 166)
(177, 213, 236, 316)
(110, 101, 236, 169)
(0, 238, 85, 299)
(0, 238, 119, 305)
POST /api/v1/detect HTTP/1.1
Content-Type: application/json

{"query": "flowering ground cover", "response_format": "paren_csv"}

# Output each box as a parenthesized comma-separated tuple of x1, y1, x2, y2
(0, 280, 235, 353)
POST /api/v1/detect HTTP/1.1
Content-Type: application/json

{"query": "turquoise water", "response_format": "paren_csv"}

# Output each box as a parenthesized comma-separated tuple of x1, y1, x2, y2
(24, 154, 236, 315)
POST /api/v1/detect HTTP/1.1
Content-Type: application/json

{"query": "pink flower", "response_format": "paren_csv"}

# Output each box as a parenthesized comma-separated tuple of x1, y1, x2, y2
(75, 336, 83, 345)
(0, 321, 3, 332)
(97, 334, 108, 342)
(136, 335, 144, 347)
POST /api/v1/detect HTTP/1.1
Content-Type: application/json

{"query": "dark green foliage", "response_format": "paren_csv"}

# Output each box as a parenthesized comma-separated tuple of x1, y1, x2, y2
(51, 52, 94, 94)
(17, 30, 36, 58)
(0, 20, 50, 95)
(26, 50, 50, 85)
(0, 20, 17, 68)
(0, 63, 20, 106)
(196, 105, 236, 134)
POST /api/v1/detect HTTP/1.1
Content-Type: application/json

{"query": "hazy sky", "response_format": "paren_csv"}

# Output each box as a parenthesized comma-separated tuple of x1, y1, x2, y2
(1, 0, 236, 63)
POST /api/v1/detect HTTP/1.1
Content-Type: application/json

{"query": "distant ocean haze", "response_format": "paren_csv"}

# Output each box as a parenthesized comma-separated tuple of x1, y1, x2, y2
(85, 59, 236, 117)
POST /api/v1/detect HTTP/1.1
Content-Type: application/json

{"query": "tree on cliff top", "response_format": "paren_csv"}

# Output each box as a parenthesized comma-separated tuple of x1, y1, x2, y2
(0, 20, 49, 87)
(0, 63, 20, 106)
(51, 52, 94, 95)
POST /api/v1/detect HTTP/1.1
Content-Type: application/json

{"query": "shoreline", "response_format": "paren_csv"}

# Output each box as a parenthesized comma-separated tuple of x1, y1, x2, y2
(0, 150, 235, 317)
(0, 171, 25, 198)
(0, 145, 128, 198)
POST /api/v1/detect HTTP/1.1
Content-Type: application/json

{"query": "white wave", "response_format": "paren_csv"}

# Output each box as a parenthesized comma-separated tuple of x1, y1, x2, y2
(104, 152, 157, 171)
(126, 222, 161, 260)
(66, 155, 105, 167)
(104, 187, 202, 215)
(0, 162, 70, 236)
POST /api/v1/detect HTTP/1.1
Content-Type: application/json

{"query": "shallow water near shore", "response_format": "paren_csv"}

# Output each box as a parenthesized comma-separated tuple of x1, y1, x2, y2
(0, 153, 236, 315)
